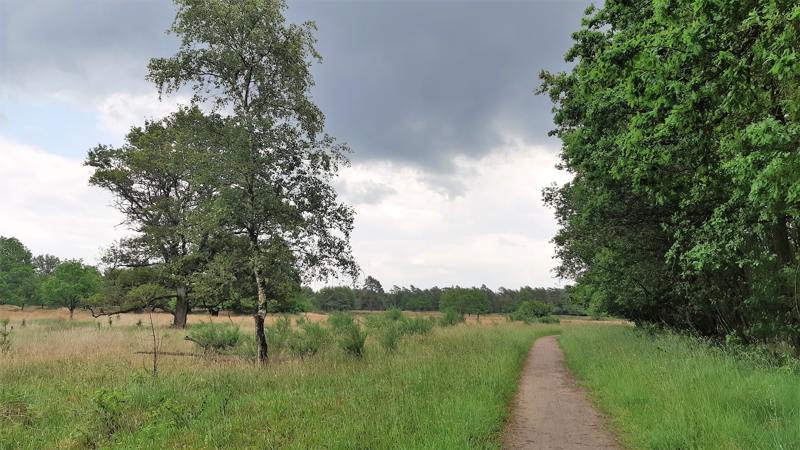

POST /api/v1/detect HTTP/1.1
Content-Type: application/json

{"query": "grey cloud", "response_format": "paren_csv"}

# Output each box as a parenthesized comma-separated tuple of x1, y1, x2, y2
(1, 0, 589, 169)
(337, 179, 397, 206)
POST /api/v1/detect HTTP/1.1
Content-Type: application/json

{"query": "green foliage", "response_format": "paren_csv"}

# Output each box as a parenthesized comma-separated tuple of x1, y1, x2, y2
(186, 323, 241, 354)
(384, 307, 403, 321)
(0, 237, 36, 308)
(377, 323, 402, 352)
(327, 312, 355, 331)
(541, 0, 800, 345)
(439, 308, 465, 327)
(509, 300, 555, 323)
(288, 321, 330, 358)
(316, 287, 357, 311)
(39, 260, 101, 316)
(398, 317, 434, 336)
(439, 287, 490, 316)
(338, 322, 367, 358)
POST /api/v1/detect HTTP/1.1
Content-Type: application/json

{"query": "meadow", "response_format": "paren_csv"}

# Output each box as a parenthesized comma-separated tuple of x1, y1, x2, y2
(560, 326, 800, 450)
(0, 308, 558, 449)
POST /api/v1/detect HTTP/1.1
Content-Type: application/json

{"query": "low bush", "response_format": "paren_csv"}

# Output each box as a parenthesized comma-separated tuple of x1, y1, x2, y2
(289, 321, 330, 358)
(266, 316, 293, 357)
(399, 317, 434, 335)
(327, 312, 355, 332)
(339, 322, 367, 357)
(509, 300, 554, 323)
(377, 323, 402, 352)
(186, 323, 241, 354)
(384, 308, 404, 321)
(439, 308, 465, 327)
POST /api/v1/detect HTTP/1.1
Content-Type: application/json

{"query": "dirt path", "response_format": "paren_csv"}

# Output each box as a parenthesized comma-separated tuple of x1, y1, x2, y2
(504, 335, 619, 450)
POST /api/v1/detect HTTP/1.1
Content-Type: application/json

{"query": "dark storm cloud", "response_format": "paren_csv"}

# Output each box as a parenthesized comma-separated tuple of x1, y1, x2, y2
(1, 0, 590, 168)
(288, 1, 589, 169)
(0, 0, 176, 98)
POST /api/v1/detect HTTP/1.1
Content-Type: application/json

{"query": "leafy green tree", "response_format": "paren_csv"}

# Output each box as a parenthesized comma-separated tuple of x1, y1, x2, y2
(540, 0, 800, 345)
(40, 260, 101, 319)
(0, 237, 36, 309)
(356, 275, 385, 310)
(86, 107, 221, 327)
(439, 287, 487, 316)
(148, 0, 358, 362)
(316, 286, 356, 311)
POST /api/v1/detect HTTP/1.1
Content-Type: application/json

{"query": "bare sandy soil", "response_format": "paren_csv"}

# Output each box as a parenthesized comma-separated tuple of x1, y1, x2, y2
(504, 335, 619, 450)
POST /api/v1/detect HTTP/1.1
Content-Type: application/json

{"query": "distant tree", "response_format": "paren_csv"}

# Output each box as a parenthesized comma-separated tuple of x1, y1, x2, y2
(40, 260, 101, 319)
(32, 254, 61, 307)
(357, 276, 385, 310)
(316, 286, 356, 311)
(148, 0, 358, 362)
(439, 287, 487, 316)
(0, 237, 36, 309)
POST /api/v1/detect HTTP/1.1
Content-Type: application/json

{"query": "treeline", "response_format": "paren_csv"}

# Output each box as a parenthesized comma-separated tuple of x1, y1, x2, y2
(298, 278, 577, 315)
(0, 237, 576, 317)
(541, 1, 800, 346)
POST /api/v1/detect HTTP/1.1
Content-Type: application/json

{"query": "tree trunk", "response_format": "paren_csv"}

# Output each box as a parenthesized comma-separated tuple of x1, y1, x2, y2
(69, 307, 74, 320)
(209, 308, 219, 317)
(253, 269, 269, 364)
(173, 286, 189, 328)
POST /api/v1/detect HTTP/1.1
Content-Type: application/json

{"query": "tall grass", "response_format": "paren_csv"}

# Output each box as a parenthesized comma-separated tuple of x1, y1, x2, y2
(0, 318, 558, 449)
(559, 326, 800, 450)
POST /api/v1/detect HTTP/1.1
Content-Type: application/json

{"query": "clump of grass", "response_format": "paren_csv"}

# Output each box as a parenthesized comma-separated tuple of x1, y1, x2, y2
(398, 317, 434, 335)
(186, 323, 241, 354)
(289, 321, 330, 358)
(384, 308, 404, 321)
(338, 322, 367, 357)
(327, 312, 355, 332)
(377, 322, 402, 352)
(0, 319, 11, 354)
(439, 308, 465, 326)
(560, 326, 800, 450)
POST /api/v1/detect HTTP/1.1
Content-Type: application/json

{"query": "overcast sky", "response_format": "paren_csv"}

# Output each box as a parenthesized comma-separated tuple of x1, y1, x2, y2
(0, 0, 590, 289)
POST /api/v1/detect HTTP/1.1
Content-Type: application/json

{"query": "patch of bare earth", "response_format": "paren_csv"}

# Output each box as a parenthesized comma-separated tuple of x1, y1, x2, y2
(504, 335, 619, 450)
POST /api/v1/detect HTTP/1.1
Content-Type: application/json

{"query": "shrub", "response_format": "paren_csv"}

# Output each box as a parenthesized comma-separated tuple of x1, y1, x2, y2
(266, 316, 293, 357)
(439, 308, 465, 327)
(289, 321, 330, 358)
(339, 322, 367, 357)
(537, 315, 560, 324)
(509, 300, 554, 323)
(186, 323, 241, 354)
(384, 308, 403, 321)
(399, 317, 434, 335)
(378, 323, 401, 352)
(327, 312, 355, 332)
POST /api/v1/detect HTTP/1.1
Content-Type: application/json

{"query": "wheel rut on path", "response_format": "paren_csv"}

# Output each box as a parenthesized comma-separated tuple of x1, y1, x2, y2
(504, 335, 620, 450)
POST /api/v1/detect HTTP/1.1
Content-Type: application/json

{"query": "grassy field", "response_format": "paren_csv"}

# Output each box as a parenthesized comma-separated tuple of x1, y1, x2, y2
(560, 326, 800, 450)
(0, 309, 558, 449)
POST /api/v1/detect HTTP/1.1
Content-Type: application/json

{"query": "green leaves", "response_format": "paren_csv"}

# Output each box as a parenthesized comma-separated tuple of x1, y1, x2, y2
(543, 0, 800, 345)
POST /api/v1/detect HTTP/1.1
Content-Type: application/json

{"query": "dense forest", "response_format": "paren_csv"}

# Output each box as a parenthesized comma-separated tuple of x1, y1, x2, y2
(540, 0, 800, 346)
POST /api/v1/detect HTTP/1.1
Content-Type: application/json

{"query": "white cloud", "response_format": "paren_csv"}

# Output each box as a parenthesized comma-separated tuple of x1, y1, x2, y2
(0, 136, 128, 263)
(97, 92, 191, 135)
(336, 141, 572, 289)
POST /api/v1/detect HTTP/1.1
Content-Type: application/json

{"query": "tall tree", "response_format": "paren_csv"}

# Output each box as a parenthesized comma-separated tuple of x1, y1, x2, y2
(357, 275, 385, 310)
(40, 260, 101, 319)
(0, 237, 36, 309)
(148, 0, 358, 362)
(541, 0, 800, 345)
(86, 107, 219, 327)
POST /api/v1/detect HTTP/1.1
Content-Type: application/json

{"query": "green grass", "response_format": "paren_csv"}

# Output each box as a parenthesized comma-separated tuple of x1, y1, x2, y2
(560, 326, 800, 450)
(0, 323, 557, 449)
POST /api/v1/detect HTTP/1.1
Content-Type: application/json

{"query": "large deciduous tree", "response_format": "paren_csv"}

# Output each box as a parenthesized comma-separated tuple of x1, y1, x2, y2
(541, 0, 800, 345)
(148, 0, 357, 363)
(86, 107, 220, 327)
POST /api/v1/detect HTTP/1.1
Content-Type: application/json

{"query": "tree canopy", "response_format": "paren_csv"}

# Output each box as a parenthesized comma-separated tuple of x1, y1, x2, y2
(541, 0, 800, 345)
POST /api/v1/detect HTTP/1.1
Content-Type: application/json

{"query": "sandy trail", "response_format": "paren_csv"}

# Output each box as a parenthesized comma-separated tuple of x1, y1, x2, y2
(504, 335, 619, 450)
